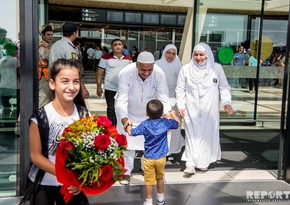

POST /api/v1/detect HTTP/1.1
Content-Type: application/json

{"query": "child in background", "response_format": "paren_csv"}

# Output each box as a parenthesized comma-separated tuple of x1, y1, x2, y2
(125, 99, 180, 205)
(28, 59, 90, 205)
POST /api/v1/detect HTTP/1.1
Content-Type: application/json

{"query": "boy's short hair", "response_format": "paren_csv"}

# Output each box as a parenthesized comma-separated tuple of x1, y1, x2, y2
(146, 99, 163, 119)
(41, 25, 54, 35)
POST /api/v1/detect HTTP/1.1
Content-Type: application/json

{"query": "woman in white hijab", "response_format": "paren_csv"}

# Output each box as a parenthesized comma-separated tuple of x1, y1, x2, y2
(155, 44, 185, 158)
(176, 43, 234, 175)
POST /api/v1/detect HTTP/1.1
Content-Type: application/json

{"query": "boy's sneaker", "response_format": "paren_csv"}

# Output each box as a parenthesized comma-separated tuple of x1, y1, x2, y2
(119, 175, 130, 185)
(156, 199, 165, 205)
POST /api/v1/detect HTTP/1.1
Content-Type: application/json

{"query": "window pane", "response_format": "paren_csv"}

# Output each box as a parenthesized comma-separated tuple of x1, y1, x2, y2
(178, 15, 186, 25)
(107, 11, 123, 22)
(143, 13, 159, 24)
(160, 14, 176, 25)
(0, 0, 19, 197)
(125, 13, 141, 23)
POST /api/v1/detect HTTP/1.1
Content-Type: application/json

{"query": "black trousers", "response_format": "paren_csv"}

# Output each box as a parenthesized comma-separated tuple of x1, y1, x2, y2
(105, 89, 117, 126)
(249, 79, 256, 91)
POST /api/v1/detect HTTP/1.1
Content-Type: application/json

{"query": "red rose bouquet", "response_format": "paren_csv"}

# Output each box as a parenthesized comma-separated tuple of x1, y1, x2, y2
(55, 115, 127, 203)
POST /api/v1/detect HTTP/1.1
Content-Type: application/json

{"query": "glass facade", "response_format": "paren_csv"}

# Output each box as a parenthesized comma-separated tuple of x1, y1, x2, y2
(0, 0, 19, 197)
(197, 1, 289, 125)
(1, 0, 290, 198)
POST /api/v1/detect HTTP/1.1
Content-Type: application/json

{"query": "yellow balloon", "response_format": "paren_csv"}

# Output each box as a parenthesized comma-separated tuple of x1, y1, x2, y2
(250, 35, 273, 60)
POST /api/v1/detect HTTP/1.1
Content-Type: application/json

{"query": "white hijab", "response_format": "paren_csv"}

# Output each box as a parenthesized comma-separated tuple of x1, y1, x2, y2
(189, 42, 215, 84)
(155, 44, 182, 87)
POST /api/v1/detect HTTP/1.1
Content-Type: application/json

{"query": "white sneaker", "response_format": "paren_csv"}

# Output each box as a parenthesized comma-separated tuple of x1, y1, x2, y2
(183, 166, 196, 175)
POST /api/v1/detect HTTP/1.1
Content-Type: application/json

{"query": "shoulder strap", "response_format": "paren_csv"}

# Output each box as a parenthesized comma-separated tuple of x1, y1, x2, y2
(31, 107, 49, 157)
(76, 104, 89, 118)
(29, 107, 49, 183)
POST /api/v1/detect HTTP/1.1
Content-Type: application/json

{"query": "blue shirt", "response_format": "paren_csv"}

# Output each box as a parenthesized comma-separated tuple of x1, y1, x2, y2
(131, 118, 178, 159)
(233, 52, 245, 66)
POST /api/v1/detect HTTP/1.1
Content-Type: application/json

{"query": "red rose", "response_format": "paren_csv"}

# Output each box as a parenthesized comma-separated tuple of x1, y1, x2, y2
(94, 134, 111, 150)
(99, 164, 113, 181)
(58, 140, 74, 158)
(97, 116, 112, 128)
(105, 126, 118, 137)
(115, 134, 127, 148)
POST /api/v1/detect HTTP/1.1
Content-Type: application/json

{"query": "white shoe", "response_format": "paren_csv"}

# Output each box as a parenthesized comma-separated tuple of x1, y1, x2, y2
(198, 167, 208, 172)
(184, 166, 196, 175)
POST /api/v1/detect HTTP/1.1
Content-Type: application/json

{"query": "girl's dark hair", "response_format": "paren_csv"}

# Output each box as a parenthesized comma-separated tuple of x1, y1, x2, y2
(50, 59, 86, 108)
(146, 99, 163, 119)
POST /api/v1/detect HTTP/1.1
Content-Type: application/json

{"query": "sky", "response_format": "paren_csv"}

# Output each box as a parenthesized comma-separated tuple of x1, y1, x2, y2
(0, 0, 18, 42)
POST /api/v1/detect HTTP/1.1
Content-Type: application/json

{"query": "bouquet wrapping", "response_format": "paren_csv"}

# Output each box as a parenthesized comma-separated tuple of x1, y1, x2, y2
(55, 115, 127, 203)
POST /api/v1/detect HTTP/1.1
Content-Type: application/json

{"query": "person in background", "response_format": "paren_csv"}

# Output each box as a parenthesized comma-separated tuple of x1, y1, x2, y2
(27, 59, 90, 205)
(94, 46, 103, 71)
(115, 51, 171, 185)
(96, 39, 132, 126)
(86, 45, 95, 71)
(131, 46, 139, 62)
(153, 48, 162, 61)
(231, 45, 245, 88)
(155, 44, 184, 160)
(39, 24, 54, 107)
(73, 40, 82, 61)
(0, 41, 19, 117)
(176, 43, 234, 175)
(102, 46, 109, 56)
(122, 45, 130, 55)
(49, 21, 89, 99)
(245, 50, 259, 94)
(126, 100, 179, 205)
(277, 51, 289, 88)
(0, 27, 8, 59)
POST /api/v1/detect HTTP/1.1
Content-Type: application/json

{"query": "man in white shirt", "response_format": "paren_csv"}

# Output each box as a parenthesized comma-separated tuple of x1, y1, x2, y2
(96, 39, 132, 126)
(86, 46, 95, 71)
(115, 51, 171, 185)
(94, 46, 103, 71)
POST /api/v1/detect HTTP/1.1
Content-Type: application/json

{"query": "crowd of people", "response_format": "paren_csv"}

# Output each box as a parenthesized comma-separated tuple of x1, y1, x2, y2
(230, 44, 286, 93)
(13, 21, 236, 205)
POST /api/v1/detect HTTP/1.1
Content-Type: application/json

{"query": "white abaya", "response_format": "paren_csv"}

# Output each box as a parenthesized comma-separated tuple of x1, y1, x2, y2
(176, 43, 232, 168)
(155, 44, 185, 154)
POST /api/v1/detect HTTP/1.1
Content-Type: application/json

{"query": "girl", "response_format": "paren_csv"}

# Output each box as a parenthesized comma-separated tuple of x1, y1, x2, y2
(27, 59, 89, 205)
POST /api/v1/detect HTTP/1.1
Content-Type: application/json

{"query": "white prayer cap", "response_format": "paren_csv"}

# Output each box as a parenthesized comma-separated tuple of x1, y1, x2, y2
(137, 51, 154, 63)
